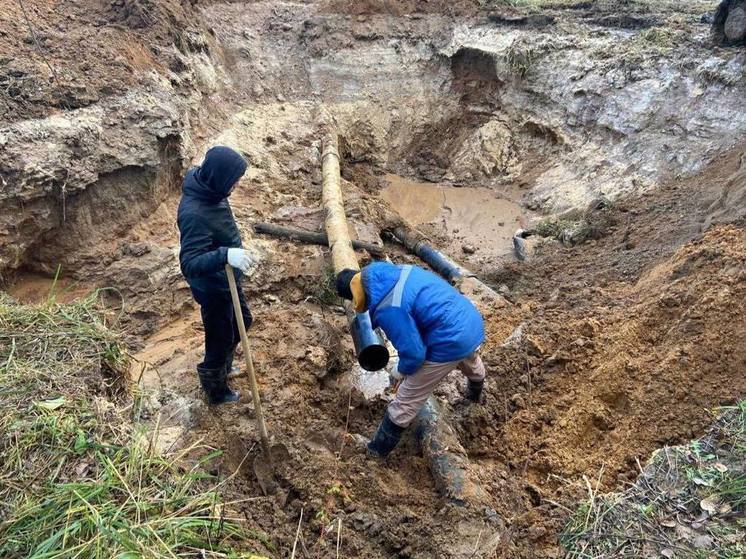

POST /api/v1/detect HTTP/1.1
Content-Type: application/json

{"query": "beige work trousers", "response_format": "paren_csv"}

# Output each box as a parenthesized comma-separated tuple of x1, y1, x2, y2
(387, 352, 486, 427)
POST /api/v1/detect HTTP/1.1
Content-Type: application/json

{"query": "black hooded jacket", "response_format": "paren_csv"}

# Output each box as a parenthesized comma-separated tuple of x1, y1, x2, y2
(177, 146, 248, 297)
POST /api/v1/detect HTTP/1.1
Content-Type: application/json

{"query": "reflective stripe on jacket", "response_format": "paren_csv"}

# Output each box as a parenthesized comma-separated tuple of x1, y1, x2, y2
(362, 262, 485, 374)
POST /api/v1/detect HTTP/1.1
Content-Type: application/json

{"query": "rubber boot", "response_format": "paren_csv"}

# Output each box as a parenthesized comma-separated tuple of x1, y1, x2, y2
(197, 365, 240, 405)
(466, 379, 485, 404)
(367, 413, 405, 458)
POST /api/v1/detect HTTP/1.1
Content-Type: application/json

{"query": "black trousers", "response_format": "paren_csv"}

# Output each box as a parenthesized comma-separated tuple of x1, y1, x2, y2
(194, 287, 253, 370)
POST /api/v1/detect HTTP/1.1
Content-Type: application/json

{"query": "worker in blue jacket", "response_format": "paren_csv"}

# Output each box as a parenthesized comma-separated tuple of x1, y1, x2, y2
(336, 262, 487, 457)
(177, 146, 257, 405)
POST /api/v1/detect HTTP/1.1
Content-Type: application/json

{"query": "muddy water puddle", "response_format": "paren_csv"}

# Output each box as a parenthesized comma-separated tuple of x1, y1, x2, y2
(351, 363, 391, 399)
(6, 273, 93, 305)
(381, 174, 529, 261)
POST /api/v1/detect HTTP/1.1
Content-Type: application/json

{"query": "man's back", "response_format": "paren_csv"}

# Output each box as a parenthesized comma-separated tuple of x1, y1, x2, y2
(363, 262, 485, 365)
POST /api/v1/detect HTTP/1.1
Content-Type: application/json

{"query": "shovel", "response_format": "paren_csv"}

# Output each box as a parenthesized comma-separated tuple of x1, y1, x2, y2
(225, 263, 290, 495)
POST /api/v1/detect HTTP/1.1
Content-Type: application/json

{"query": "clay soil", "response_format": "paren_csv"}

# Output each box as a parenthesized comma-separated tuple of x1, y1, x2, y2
(9, 144, 744, 559)
(3, 1, 745, 558)
(9, 126, 743, 547)
(0, 0, 210, 124)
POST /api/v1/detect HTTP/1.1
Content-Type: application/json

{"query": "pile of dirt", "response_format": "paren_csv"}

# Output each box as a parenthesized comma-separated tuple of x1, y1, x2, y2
(462, 143, 746, 556)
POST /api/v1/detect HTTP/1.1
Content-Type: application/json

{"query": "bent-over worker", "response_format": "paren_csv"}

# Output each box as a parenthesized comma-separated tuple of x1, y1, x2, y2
(336, 262, 486, 457)
(177, 146, 256, 405)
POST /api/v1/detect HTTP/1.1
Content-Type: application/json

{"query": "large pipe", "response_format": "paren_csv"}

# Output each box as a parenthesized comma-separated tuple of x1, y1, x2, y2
(391, 226, 464, 285)
(349, 311, 390, 371)
(321, 135, 389, 371)
(414, 397, 487, 506)
(389, 226, 502, 305)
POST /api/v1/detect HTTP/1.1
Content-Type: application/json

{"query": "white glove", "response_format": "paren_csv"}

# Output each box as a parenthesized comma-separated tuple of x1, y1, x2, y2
(227, 248, 256, 274)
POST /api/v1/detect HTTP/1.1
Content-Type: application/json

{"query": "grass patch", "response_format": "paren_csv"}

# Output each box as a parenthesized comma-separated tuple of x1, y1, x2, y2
(638, 26, 677, 48)
(534, 198, 616, 245)
(313, 266, 343, 307)
(562, 400, 746, 558)
(0, 293, 267, 558)
(505, 40, 538, 78)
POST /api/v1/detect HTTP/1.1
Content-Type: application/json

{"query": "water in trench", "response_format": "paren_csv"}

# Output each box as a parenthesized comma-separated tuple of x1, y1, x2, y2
(380, 174, 530, 263)
(6, 273, 92, 305)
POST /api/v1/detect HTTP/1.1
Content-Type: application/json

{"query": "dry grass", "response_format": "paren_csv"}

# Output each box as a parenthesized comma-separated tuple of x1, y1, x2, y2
(534, 198, 616, 245)
(562, 401, 746, 558)
(0, 293, 268, 558)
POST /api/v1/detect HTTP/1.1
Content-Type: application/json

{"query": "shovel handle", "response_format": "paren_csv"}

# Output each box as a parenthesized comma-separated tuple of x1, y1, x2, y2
(225, 264, 271, 457)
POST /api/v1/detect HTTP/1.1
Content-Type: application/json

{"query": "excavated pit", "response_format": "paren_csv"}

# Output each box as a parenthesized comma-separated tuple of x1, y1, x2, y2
(2, 1, 745, 557)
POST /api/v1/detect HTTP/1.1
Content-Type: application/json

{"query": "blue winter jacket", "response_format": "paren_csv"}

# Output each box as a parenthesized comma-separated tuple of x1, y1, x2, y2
(177, 146, 247, 298)
(362, 262, 485, 374)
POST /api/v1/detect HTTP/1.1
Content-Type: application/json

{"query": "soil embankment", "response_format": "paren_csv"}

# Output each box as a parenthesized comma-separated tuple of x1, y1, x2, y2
(2, 1, 744, 557)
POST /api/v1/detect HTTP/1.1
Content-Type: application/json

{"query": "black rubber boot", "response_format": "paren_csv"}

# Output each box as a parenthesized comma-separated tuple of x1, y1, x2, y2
(466, 379, 485, 404)
(197, 365, 240, 405)
(367, 413, 405, 458)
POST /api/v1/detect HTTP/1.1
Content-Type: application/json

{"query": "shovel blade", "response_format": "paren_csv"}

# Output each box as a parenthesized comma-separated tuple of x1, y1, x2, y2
(253, 443, 291, 496)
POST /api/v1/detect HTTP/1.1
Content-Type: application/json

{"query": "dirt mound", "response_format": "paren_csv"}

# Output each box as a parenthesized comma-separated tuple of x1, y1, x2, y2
(490, 225, 745, 483)
(460, 144, 746, 556)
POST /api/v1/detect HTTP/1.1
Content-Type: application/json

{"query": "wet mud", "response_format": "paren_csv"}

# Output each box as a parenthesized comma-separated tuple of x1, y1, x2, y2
(2, 1, 744, 557)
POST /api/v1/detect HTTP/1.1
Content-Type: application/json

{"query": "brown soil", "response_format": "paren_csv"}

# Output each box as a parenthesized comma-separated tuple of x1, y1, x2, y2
(468, 144, 746, 555)
(10, 141, 738, 559)
(0, 0, 216, 125)
(4, 1, 744, 558)
(152, 144, 745, 558)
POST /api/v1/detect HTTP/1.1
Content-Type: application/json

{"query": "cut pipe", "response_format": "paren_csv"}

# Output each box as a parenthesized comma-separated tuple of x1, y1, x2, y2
(321, 134, 389, 371)
(350, 311, 390, 371)
(389, 225, 503, 302)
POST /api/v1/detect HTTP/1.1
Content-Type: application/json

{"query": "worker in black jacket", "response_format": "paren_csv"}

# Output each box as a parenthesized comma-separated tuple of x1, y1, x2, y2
(177, 146, 256, 404)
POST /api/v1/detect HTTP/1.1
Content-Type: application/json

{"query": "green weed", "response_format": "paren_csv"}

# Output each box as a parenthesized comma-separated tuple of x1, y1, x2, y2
(0, 294, 265, 558)
(562, 400, 746, 558)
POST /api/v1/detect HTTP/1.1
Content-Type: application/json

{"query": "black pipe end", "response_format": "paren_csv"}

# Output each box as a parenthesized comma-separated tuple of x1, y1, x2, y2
(350, 312, 390, 371)
(358, 343, 390, 372)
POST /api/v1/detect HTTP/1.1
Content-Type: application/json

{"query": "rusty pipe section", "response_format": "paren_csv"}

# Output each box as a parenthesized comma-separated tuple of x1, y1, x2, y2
(322, 135, 389, 371)
(414, 397, 488, 506)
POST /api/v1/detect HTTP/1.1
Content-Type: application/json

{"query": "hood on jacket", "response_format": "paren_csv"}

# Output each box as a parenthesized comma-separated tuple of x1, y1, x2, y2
(183, 146, 248, 203)
(362, 262, 403, 314)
